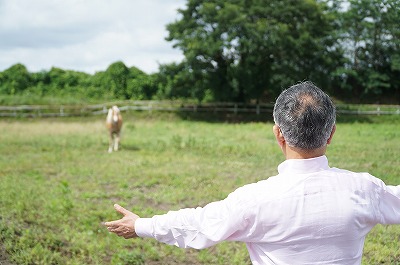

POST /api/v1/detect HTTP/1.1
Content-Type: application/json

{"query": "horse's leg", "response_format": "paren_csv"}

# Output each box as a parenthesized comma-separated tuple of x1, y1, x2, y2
(108, 132, 114, 153)
(114, 132, 120, 151)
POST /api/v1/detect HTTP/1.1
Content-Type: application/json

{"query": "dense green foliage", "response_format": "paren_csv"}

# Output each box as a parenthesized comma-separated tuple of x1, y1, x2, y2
(0, 0, 399, 103)
(332, 0, 400, 101)
(0, 61, 156, 103)
(166, 0, 341, 102)
(0, 114, 399, 264)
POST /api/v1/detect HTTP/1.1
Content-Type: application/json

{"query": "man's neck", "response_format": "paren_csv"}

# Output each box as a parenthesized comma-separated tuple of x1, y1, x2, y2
(284, 145, 327, 159)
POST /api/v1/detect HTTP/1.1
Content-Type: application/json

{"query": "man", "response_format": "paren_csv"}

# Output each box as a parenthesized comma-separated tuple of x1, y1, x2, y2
(104, 81, 400, 264)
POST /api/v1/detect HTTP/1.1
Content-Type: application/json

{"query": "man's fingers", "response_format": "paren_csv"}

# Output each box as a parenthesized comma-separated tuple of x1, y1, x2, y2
(105, 222, 122, 233)
(114, 204, 130, 216)
(103, 204, 133, 233)
(103, 220, 118, 227)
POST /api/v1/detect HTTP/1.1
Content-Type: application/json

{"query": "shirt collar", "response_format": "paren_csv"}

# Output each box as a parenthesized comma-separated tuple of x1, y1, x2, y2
(277, 155, 330, 175)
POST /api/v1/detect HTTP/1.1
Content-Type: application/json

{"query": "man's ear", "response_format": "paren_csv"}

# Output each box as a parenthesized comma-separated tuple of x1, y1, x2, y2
(273, 125, 285, 148)
(327, 125, 336, 145)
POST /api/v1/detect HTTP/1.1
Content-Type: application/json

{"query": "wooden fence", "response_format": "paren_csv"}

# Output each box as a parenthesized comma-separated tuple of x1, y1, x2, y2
(0, 101, 399, 118)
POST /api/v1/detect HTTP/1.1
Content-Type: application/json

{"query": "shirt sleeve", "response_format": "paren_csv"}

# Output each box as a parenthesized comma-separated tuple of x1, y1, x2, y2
(134, 192, 250, 249)
(377, 183, 400, 224)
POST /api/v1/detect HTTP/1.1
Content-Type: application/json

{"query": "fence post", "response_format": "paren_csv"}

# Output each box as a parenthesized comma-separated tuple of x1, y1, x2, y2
(256, 104, 260, 115)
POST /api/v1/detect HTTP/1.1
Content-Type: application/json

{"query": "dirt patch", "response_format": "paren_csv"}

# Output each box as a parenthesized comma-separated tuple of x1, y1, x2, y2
(0, 243, 14, 265)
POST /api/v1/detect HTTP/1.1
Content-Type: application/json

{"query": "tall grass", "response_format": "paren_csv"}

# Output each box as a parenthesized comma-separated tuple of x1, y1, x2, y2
(0, 113, 399, 264)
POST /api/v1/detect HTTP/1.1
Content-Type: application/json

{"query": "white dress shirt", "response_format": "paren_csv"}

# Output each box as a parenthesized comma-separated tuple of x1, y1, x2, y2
(135, 156, 400, 264)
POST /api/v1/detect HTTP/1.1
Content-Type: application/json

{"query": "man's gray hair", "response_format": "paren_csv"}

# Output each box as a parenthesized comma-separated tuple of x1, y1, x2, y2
(273, 81, 336, 150)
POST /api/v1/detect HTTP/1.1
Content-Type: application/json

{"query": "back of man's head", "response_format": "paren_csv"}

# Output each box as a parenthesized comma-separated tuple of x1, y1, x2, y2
(273, 81, 336, 150)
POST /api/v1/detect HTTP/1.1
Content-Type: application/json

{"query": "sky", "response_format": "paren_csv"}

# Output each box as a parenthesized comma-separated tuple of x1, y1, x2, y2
(0, 0, 186, 74)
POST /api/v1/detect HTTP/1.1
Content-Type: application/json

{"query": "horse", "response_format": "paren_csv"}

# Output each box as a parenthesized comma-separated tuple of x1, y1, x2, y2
(106, 105, 123, 153)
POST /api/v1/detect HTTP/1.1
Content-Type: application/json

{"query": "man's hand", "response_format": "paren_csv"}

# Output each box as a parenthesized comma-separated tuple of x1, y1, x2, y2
(104, 204, 140, 239)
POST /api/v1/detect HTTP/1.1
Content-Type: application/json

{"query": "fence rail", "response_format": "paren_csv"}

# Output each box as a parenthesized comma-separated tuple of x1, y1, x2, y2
(0, 101, 399, 118)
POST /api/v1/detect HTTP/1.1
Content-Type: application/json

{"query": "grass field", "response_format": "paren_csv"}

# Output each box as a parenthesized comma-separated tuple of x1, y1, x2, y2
(0, 112, 399, 264)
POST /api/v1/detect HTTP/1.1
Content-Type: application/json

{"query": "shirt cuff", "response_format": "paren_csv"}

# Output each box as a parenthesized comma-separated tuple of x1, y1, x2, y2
(135, 217, 154, 238)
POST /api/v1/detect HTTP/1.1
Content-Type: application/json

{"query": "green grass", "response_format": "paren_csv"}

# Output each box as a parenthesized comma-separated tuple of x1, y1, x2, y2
(0, 113, 399, 264)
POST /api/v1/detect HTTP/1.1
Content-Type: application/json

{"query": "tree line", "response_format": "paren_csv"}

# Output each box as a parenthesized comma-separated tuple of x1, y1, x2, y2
(0, 0, 399, 104)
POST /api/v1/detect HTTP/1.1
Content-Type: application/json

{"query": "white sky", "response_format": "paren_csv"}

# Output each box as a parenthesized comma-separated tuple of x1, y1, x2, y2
(0, 0, 186, 74)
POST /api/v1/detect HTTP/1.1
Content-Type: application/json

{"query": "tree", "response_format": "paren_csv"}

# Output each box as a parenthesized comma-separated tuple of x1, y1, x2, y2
(166, 0, 340, 102)
(0, 63, 31, 94)
(155, 61, 207, 101)
(105, 61, 130, 99)
(334, 0, 400, 102)
(127, 66, 156, 100)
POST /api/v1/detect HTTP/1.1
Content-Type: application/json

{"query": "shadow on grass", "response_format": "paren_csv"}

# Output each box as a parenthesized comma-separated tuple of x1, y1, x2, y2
(336, 114, 400, 124)
(176, 111, 275, 123)
(5, 110, 397, 125)
(120, 144, 141, 152)
(336, 114, 374, 123)
(175, 111, 399, 124)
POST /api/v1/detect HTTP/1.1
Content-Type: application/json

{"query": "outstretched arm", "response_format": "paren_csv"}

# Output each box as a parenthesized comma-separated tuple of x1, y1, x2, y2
(103, 187, 251, 248)
(104, 204, 140, 239)
(378, 184, 400, 224)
